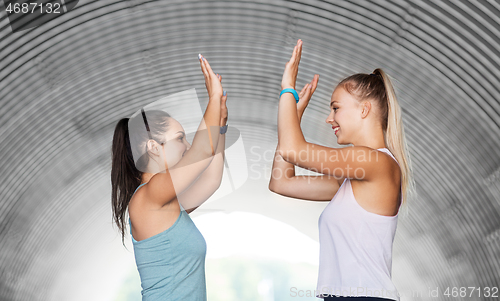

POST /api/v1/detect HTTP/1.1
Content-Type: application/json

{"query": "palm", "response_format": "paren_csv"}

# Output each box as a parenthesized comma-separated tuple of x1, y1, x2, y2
(281, 40, 303, 89)
(296, 74, 319, 120)
(281, 40, 319, 120)
(215, 72, 228, 125)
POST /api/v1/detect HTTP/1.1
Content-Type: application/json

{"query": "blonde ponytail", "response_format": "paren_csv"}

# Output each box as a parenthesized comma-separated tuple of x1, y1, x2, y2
(338, 69, 417, 216)
(372, 68, 417, 215)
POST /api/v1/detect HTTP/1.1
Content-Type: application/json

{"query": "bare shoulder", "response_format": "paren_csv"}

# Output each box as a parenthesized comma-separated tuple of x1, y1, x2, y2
(128, 187, 182, 241)
(128, 185, 161, 217)
(376, 149, 401, 179)
(354, 147, 399, 181)
(351, 149, 401, 216)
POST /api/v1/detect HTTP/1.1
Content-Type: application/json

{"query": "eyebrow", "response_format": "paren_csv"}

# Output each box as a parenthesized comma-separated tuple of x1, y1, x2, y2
(177, 131, 185, 135)
(330, 101, 339, 107)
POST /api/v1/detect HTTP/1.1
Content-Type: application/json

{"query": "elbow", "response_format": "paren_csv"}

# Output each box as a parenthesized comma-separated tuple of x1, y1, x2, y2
(277, 148, 294, 165)
(268, 179, 281, 194)
(211, 183, 220, 196)
(268, 181, 275, 193)
(269, 184, 278, 194)
(211, 172, 223, 192)
(203, 181, 220, 200)
(215, 176, 223, 190)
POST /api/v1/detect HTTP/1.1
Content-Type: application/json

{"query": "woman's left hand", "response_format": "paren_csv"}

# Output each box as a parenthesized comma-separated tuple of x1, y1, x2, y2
(297, 74, 319, 121)
(281, 39, 303, 90)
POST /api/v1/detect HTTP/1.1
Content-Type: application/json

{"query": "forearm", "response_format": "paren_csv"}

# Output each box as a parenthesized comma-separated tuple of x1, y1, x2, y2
(277, 93, 306, 158)
(193, 130, 226, 185)
(192, 97, 222, 157)
(271, 114, 305, 188)
(269, 144, 296, 188)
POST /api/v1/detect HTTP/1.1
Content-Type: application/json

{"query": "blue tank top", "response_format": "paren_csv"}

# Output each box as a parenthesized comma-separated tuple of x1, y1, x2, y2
(128, 183, 207, 301)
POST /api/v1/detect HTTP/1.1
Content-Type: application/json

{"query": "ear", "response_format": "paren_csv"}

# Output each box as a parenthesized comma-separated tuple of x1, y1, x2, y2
(360, 101, 371, 118)
(146, 139, 161, 156)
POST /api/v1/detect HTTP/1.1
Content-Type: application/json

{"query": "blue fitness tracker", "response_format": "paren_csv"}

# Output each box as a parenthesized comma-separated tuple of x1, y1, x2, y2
(220, 124, 228, 134)
(280, 88, 299, 103)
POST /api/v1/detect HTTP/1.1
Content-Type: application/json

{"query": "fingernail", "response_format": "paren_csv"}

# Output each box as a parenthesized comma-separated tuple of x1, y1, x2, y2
(223, 90, 226, 96)
(202, 57, 205, 61)
(198, 53, 202, 60)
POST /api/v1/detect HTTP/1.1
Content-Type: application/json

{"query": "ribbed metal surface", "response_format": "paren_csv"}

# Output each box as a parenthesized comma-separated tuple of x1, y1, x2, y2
(1, 1, 499, 300)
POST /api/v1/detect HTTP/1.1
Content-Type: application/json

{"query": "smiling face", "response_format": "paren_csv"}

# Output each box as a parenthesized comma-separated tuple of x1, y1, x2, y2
(161, 118, 191, 168)
(325, 87, 364, 145)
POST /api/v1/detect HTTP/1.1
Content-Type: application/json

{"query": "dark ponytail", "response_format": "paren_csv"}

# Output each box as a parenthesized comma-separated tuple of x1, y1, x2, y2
(111, 118, 142, 247)
(111, 110, 172, 246)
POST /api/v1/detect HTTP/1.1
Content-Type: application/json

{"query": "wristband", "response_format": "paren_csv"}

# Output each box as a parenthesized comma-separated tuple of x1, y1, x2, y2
(220, 124, 228, 134)
(280, 88, 299, 103)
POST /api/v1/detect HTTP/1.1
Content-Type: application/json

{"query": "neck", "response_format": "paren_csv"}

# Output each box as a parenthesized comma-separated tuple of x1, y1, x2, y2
(141, 172, 155, 184)
(351, 125, 386, 150)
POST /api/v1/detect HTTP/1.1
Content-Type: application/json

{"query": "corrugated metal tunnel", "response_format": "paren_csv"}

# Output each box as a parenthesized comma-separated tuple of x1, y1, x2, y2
(1, 0, 499, 300)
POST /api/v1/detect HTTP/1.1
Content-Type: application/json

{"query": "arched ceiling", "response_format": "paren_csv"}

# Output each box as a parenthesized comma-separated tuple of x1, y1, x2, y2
(1, 0, 499, 300)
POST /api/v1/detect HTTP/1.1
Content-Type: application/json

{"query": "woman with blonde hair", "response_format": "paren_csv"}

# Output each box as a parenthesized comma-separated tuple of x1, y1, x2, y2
(269, 39, 416, 301)
(111, 54, 227, 300)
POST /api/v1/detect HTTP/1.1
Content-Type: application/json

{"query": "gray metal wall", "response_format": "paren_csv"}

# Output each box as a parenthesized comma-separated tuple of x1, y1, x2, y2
(1, 0, 499, 300)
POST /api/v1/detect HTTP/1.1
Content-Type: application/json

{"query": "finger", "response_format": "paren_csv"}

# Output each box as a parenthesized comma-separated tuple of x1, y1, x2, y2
(290, 42, 298, 63)
(199, 54, 208, 78)
(299, 83, 309, 98)
(297, 39, 303, 62)
(292, 40, 302, 65)
(200, 55, 215, 83)
(289, 45, 297, 64)
(203, 56, 216, 75)
(303, 83, 312, 99)
(311, 74, 319, 92)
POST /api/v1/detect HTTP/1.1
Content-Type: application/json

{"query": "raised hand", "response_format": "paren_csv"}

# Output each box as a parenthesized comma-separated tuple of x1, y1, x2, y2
(297, 74, 319, 121)
(216, 74, 228, 126)
(199, 54, 223, 100)
(281, 39, 303, 90)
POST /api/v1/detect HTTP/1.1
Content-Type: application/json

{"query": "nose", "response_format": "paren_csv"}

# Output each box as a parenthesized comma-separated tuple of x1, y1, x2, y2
(326, 109, 334, 124)
(182, 142, 190, 157)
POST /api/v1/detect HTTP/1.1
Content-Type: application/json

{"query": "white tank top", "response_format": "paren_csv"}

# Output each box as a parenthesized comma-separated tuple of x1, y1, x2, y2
(316, 148, 402, 301)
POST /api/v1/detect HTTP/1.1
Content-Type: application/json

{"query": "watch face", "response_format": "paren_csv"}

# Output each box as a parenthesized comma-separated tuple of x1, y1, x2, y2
(220, 125, 228, 134)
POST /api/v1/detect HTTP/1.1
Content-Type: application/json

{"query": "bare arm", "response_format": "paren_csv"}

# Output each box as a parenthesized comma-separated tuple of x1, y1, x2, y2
(181, 128, 226, 213)
(277, 40, 387, 181)
(143, 55, 223, 208)
(269, 81, 341, 201)
(180, 98, 228, 213)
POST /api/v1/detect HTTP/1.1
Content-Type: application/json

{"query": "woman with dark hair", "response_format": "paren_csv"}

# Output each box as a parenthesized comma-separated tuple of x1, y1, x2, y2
(269, 40, 416, 301)
(111, 54, 227, 300)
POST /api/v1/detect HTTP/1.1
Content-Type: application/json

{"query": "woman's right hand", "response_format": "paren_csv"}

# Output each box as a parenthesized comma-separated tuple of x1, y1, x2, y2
(199, 54, 223, 100)
(220, 92, 228, 126)
(216, 75, 228, 126)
